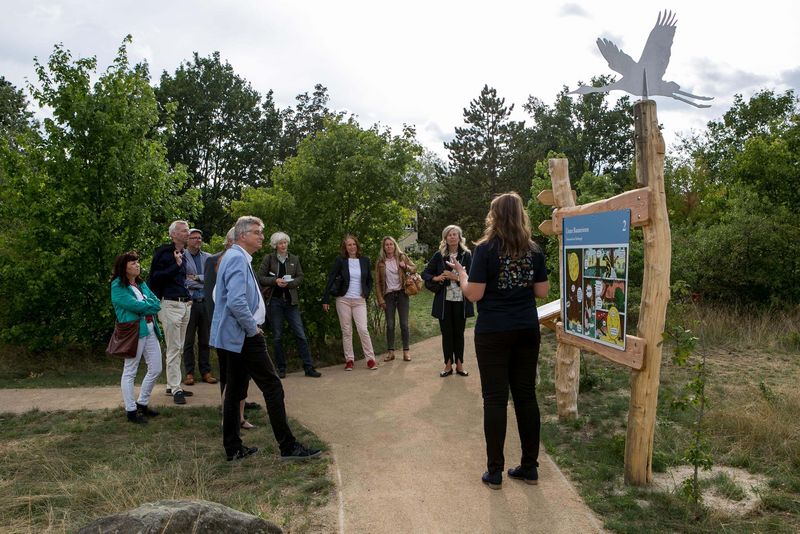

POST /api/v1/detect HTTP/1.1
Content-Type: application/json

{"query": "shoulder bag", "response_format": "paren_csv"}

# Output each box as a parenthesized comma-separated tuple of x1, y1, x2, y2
(106, 320, 139, 358)
(404, 272, 423, 296)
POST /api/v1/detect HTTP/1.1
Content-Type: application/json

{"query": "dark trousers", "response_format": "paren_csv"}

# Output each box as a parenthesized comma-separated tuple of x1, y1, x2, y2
(219, 334, 296, 456)
(439, 299, 466, 364)
(384, 290, 410, 350)
(268, 297, 314, 373)
(475, 328, 541, 474)
(216, 350, 249, 398)
(184, 300, 211, 375)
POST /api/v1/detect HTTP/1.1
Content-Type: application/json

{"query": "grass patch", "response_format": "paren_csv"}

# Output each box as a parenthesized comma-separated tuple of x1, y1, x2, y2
(537, 304, 800, 532)
(0, 407, 332, 533)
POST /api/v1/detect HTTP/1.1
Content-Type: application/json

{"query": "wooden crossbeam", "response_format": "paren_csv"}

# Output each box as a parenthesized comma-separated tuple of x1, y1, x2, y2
(555, 323, 645, 370)
(537, 189, 577, 206)
(537, 299, 561, 332)
(544, 187, 650, 235)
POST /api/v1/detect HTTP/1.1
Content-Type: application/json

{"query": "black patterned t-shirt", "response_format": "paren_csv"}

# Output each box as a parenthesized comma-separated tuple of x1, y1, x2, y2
(469, 238, 548, 334)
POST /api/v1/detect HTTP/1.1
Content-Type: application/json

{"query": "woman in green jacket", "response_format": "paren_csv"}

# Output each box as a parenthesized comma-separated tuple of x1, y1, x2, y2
(110, 251, 163, 424)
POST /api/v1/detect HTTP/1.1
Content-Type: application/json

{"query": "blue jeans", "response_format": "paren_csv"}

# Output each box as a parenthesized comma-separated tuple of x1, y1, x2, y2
(268, 297, 314, 373)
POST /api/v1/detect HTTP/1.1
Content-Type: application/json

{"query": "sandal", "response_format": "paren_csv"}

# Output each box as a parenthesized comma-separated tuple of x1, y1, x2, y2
(240, 420, 255, 430)
(384, 352, 395, 362)
(456, 370, 469, 377)
(439, 369, 453, 377)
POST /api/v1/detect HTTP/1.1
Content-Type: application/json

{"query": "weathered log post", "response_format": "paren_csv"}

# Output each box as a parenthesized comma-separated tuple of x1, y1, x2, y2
(624, 100, 671, 485)
(549, 159, 581, 420)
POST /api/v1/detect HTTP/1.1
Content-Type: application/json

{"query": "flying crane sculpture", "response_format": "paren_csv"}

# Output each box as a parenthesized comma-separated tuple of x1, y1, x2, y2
(571, 10, 713, 108)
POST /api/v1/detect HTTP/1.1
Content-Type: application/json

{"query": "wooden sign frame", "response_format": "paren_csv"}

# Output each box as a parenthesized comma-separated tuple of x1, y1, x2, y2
(537, 100, 671, 486)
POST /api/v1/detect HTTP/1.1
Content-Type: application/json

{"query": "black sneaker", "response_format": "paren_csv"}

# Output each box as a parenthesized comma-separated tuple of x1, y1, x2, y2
(226, 445, 259, 461)
(244, 402, 261, 411)
(136, 403, 159, 417)
(126, 410, 148, 425)
(482, 471, 502, 490)
(278, 370, 287, 379)
(507, 465, 538, 485)
(173, 391, 186, 405)
(304, 368, 322, 378)
(165, 388, 193, 397)
(280, 442, 322, 461)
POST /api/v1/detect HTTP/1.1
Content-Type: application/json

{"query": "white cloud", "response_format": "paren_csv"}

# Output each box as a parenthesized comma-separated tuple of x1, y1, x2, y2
(1, 0, 798, 157)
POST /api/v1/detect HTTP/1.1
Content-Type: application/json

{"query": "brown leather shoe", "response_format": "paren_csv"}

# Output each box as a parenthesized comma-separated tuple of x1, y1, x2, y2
(202, 372, 218, 384)
(184, 373, 195, 386)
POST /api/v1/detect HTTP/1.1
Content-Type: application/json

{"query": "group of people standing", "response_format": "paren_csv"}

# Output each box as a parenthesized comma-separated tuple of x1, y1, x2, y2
(110, 191, 550, 488)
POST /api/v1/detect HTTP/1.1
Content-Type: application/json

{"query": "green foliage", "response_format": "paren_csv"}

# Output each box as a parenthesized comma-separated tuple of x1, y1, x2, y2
(231, 118, 422, 344)
(0, 76, 35, 143)
(156, 52, 281, 234)
(663, 291, 712, 506)
(0, 37, 193, 350)
(279, 83, 344, 160)
(671, 188, 800, 305)
(524, 76, 634, 187)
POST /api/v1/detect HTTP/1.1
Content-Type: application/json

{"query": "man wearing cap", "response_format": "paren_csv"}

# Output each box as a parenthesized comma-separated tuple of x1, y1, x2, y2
(148, 220, 193, 405)
(183, 228, 217, 386)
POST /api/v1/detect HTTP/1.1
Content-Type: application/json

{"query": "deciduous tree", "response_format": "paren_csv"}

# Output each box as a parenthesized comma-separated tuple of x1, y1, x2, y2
(0, 37, 193, 349)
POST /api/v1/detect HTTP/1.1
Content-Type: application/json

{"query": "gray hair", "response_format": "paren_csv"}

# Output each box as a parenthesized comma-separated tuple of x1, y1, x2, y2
(225, 226, 236, 248)
(168, 220, 189, 236)
(270, 231, 290, 249)
(233, 216, 264, 242)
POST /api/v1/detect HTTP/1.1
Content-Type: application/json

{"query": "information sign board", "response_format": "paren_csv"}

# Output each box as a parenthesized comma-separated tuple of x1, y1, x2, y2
(563, 210, 630, 350)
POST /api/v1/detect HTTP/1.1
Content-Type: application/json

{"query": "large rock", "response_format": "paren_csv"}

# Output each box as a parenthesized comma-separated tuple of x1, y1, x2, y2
(78, 499, 282, 534)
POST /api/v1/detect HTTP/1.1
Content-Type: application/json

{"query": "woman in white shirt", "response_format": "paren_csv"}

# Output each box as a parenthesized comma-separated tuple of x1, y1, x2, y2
(322, 234, 377, 371)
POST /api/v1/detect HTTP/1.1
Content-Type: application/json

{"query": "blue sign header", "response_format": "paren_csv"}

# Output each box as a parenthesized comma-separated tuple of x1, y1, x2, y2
(563, 209, 631, 246)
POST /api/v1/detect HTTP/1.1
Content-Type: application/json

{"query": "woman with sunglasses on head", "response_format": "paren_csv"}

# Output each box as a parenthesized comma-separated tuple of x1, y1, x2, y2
(375, 236, 417, 363)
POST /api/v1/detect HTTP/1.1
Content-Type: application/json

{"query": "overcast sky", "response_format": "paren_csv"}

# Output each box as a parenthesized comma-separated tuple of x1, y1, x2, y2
(2, 0, 798, 159)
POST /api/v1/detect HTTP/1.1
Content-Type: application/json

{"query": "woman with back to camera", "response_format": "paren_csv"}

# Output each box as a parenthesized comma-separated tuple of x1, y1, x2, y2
(375, 236, 417, 362)
(422, 225, 474, 377)
(448, 192, 549, 489)
(110, 251, 163, 425)
(322, 234, 377, 371)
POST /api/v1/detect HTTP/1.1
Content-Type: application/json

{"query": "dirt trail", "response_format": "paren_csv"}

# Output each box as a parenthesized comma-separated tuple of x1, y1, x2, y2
(0, 329, 604, 533)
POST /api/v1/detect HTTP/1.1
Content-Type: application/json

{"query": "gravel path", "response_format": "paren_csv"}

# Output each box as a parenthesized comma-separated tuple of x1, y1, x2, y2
(0, 329, 604, 533)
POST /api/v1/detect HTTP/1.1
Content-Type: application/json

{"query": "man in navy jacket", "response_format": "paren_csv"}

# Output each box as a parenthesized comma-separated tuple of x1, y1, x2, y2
(149, 220, 192, 405)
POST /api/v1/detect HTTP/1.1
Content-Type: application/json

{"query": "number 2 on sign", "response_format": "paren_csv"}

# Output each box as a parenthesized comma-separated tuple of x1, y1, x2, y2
(622, 219, 627, 232)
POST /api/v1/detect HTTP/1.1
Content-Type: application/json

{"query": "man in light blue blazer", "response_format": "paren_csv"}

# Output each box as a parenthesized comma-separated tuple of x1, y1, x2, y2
(210, 215, 321, 462)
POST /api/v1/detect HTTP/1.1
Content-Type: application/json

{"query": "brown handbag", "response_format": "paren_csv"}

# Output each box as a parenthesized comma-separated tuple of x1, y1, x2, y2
(403, 273, 423, 296)
(106, 320, 140, 358)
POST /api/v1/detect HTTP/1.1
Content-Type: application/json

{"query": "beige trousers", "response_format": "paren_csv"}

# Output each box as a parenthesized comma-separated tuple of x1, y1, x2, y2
(335, 297, 375, 362)
(158, 299, 191, 393)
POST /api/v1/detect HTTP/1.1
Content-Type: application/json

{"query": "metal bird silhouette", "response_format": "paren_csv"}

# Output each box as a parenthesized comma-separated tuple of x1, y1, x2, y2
(571, 11, 713, 108)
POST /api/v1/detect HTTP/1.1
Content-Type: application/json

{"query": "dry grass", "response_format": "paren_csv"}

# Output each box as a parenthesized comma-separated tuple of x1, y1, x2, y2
(706, 384, 800, 469)
(676, 304, 800, 352)
(0, 408, 333, 533)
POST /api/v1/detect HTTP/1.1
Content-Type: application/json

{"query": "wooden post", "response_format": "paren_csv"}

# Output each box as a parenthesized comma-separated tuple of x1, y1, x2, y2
(549, 158, 581, 421)
(624, 100, 671, 485)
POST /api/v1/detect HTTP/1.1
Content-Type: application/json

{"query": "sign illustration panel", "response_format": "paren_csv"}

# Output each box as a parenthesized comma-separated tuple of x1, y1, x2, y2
(563, 210, 630, 350)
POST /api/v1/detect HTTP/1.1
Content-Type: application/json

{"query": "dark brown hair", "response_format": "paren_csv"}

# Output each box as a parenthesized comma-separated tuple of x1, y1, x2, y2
(112, 251, 142, 286)
(340, 234, 362, 258)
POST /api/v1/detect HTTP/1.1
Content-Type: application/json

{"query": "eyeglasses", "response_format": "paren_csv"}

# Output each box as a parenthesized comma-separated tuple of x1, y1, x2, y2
(247, 229, 264, 236)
